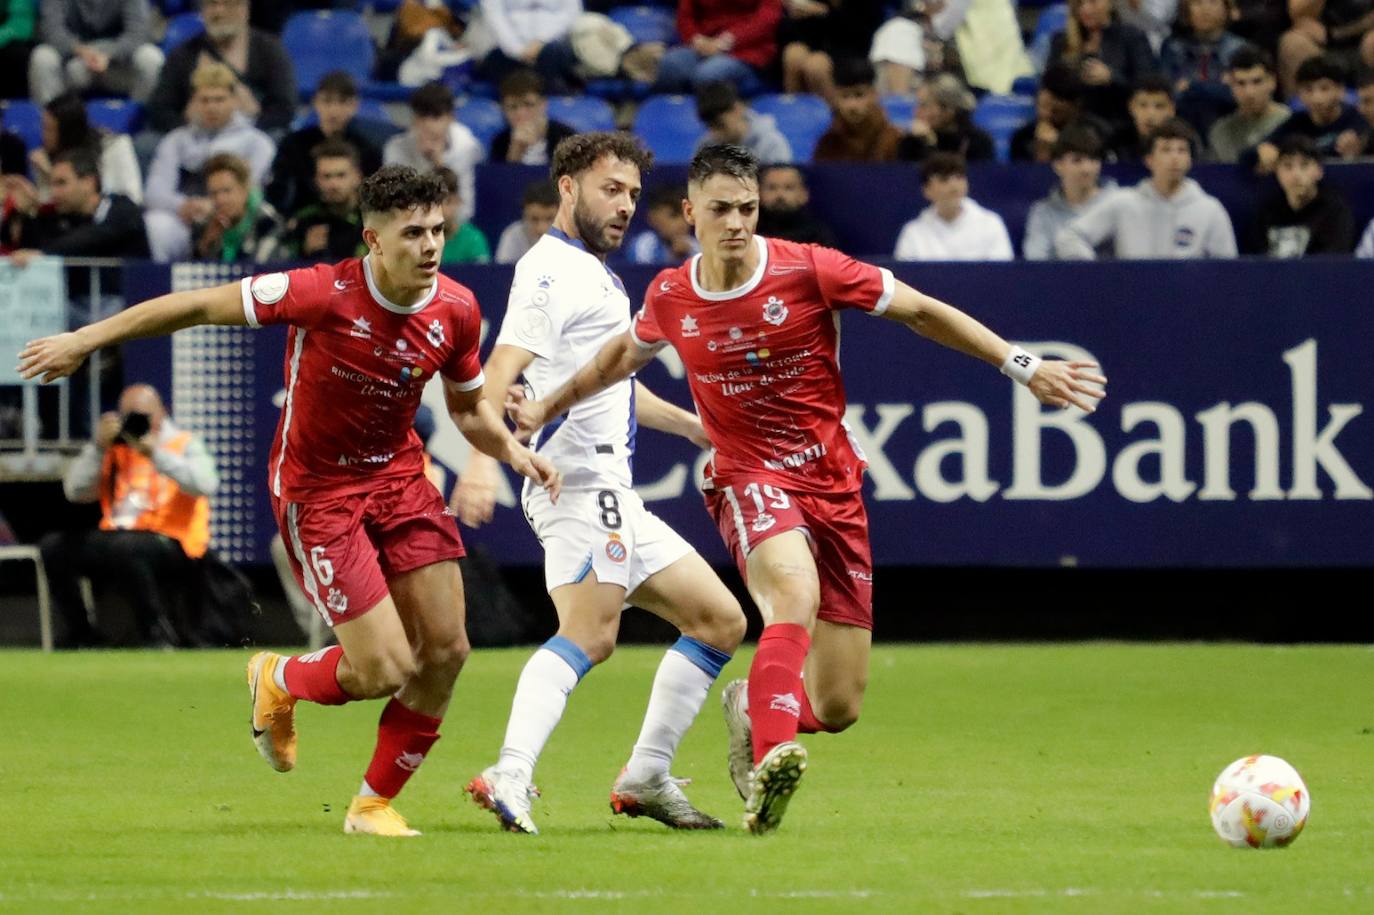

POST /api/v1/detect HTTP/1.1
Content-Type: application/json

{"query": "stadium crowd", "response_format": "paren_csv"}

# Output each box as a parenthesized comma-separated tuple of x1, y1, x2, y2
(4, 0, 1374, 266)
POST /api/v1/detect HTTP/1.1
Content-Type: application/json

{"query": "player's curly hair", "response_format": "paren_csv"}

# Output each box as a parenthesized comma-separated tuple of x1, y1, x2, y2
(550, 131, 653, 182)
(688, 144, 759, 187)
(359, 165, 448, 219)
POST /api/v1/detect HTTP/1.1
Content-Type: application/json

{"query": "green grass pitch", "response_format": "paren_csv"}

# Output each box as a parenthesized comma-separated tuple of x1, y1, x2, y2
(1, 644, 1371, 913)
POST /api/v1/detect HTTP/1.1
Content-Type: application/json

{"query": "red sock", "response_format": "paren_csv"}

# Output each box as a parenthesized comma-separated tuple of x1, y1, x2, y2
(363, 698, 442, 799)
(747, 623, 811, 765)
(797, 686, 838, 734)
(282, 646, 353, 705)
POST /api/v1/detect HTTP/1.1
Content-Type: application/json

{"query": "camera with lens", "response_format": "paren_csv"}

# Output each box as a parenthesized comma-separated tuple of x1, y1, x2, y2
(119, 411, 151, 441)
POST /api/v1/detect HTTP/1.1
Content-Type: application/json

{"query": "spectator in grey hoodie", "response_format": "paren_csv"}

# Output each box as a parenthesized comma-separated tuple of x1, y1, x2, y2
(1056, 118, 1237, 258)
(694, 81, 793, 163)
(28, 0, 163, 103)
(143, 61, 275, 261)
(1023, 126, 1114, 259)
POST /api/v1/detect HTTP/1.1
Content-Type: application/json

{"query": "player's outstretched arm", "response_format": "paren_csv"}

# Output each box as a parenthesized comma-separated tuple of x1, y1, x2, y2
(633, 381, 711, 449)
(450, 343, 536, 527)
(882, 280, 1108, 413)
(445, 377, 562, 504)
(509, 330, 653, 439)
(16, 282, 248, 383)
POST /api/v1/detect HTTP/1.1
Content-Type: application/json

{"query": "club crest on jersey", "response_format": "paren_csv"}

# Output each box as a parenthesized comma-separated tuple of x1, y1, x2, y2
(350, 316, 372, 339)
(427, 319, 444, 347)
(763, 296, 789, 327)
(680, 314, 700, 337)
(605, 533, 627, 563)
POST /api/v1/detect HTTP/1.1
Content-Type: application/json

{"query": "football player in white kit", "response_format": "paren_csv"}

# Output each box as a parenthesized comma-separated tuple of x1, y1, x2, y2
(455, 133, 747, 834)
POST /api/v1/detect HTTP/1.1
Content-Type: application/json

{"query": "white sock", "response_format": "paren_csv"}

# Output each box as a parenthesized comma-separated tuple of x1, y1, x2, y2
(272, 658, 288, 693)
(358, 780, 379, 797)
(624, 641, 726, 783)
(496, 642, 587, 783)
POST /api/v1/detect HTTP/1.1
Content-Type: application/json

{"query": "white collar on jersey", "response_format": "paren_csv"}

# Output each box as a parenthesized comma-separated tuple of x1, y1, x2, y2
(362, 254, 438, 315)
(689, 235, 769, 301)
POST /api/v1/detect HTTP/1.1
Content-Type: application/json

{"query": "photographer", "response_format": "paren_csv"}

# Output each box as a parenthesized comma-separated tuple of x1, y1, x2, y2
(39, 384, 219, 647)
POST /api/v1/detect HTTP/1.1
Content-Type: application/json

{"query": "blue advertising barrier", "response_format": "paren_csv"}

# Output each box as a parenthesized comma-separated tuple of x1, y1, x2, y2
(122, 258, 1374, 568)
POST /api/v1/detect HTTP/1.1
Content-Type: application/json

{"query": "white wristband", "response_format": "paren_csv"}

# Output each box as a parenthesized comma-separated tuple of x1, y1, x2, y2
(999, 346, 1041, 386)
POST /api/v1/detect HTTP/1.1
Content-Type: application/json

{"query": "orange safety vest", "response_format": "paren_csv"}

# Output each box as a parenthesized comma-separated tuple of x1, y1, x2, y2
(98, 431, 211, 559)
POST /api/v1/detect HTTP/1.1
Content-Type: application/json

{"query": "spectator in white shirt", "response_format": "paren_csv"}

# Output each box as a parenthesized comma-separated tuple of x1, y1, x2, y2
(893, 153, 1014, 261)
(383, 81, 484, 223)
(473, 0, 581, 95)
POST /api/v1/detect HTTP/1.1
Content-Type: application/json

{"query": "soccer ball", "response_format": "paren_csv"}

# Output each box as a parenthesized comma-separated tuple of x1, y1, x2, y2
(1209, 755, 1310, 848)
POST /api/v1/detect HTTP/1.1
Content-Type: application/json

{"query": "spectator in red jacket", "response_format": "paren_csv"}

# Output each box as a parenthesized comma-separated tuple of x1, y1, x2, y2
(653, 0, 781, 95)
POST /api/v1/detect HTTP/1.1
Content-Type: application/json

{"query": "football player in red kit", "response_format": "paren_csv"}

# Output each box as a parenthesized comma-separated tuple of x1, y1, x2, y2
(18, 165, 561, 837)
(505, 145, 1106, 834)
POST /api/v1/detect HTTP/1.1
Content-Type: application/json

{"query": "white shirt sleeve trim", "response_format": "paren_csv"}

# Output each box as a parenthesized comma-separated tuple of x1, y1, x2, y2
(872, 268, 895, 316)
(240, 277, 261, 328)
(452, 369, 485, 392)
(629, 320, 665, 351)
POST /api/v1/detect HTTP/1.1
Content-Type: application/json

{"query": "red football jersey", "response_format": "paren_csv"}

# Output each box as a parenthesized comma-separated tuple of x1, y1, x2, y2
(631, 236, 894, 495)
(241, 257, 484, 502)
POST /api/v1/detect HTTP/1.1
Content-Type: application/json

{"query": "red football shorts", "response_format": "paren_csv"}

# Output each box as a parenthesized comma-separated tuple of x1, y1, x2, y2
(272, 472, 466, 627)
(704, 480, 874, 630)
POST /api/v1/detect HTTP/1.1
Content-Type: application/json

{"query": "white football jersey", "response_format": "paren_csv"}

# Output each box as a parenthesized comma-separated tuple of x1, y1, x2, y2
(496, 229, 636, 493)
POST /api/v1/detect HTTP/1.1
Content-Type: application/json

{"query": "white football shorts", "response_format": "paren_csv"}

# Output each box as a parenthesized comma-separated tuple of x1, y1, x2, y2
(522, 486, 694, 595)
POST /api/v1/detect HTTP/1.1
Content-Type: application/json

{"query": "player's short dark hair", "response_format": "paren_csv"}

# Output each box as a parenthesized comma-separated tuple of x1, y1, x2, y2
(203, 151, 250, 185)
(359, 164, 448, 219)
(1131, 73, 1176, 101)
(647, 183, 686, 212)
(409, 81, 454, 117)
(1050, 124, 1104, 161)
(1356, 66, 1374, 89)
(688, 143, 759, 187)
(833, 56, 875, 89)
(550, 131, 653, 182)
(1227, 45, 1275, 75)
(315, 70, 359, 100)
(311, 137, 360, 168)
(1040, 63, 1083, 103)
(499, 68, 545, 101)
(52, 146, 101, 187)
(1295, 53, 1348, 87)
(1276, 134, 1321, 163)
(435, 166, 460, 197)
(522, 179, 559, 208)
(920, 152, 966, 183)
(1145, 117, 1199, 154)
(696, 80, 740, 126)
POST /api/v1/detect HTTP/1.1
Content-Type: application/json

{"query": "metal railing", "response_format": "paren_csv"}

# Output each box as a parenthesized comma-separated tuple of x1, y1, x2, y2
(0, 257, 126, 481)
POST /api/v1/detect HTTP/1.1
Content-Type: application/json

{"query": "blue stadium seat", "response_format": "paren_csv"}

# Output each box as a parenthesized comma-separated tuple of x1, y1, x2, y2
(454, 95, 506, 151)
(282, 11, 375, 100)
(973, 95, 1036, 163)
(749, 93, 830, 161)
(633, 95, 704, 162)
(1011, 75, 1039, 97)
(360, 80, 415, 103)
(608, 6, 678, 45)
(881, 94, 915, 127)
(1, 100, 42, 151)
(162, 12, 204, 53)
(546, 96, 616, 133)
(86, 99, 144, 135)
(1034, 4, 1070, 43)
(157, 0, 195, 15)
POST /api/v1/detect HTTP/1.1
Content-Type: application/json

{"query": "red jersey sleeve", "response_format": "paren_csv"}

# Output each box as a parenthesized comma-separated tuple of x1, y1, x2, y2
(239, 264, 334, 329)
(440, 293, 485, 391)
(810, 245, 896, 316)
(630, 277, 670, 350)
